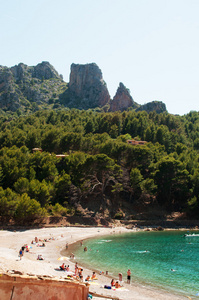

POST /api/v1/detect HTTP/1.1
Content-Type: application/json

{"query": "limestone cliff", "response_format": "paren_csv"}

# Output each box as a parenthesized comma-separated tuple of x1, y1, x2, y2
(10, 61, 63, 81)
(0, 62, 67, 112)
(109, 82, 139, 112)
(60, 63, 111, 109)
(0, 61, 167, 114)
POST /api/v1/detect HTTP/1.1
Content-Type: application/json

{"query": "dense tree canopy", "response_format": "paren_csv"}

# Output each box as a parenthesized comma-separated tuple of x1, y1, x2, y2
(0, 108, 199, 223)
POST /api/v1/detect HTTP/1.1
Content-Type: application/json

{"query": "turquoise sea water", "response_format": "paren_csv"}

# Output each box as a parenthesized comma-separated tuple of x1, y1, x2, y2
(74, 230, 199, 298)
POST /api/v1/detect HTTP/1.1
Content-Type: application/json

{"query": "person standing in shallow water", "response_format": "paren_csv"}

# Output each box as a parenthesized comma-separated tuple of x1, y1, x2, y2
(127, 269, 131, 284)
(118, 272, 123, 286)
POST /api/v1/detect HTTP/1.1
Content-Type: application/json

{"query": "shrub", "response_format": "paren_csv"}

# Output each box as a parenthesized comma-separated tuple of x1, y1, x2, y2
(51, 203, 69, 217)
(14, 193, 47, 224)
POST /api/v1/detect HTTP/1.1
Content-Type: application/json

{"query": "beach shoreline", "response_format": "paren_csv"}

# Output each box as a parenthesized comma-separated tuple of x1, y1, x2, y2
(0, 226, 189, 300)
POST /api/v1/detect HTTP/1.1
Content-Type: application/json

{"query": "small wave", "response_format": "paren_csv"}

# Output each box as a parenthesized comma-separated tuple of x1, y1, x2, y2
(101, 240, 112, 242)
(96, 240, 112, 244)
(134, 250, 150, 254)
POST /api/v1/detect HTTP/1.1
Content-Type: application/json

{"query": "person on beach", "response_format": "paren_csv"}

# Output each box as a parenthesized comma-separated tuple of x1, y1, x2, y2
(85, 275, 90, 281)
(19, 248, 23, 260)
(75, 262, 78, 275)
(118, 272, 123, 286)
(91, 271, 97, 280)
(37, 254, 44, 260)
(79, 268, 83, 281)
(111, 279, 115, 286)
(99, 271, 104, 275)
(115, 281, 121, 288)
(127, 269, 131, 284)
(60, 263, 66, 270)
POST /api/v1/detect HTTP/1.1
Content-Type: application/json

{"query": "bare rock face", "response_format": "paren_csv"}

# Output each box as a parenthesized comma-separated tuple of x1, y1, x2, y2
(10, 63, 29, 82)
(0, 66, 22, 111)
(0, 61, 167, 114)
(136, 101, 167, 113)
(109, 82, 138, 112)
(10, 61, 62, 81)
(32, 61, 63, 80)
(67, 63, 110, 109)
(0, 62, 66, 112)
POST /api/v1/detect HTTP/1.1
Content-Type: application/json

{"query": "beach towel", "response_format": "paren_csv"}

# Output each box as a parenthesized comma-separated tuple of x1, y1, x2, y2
(112, 287, 129, 291)
(89, 282, 100, 285)
(57, 256, 69, 261)
(104, 285, 111, 289)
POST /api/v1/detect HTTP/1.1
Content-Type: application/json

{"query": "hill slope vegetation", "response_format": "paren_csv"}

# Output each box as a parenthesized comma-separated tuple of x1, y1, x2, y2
(0, 109, 199, 225)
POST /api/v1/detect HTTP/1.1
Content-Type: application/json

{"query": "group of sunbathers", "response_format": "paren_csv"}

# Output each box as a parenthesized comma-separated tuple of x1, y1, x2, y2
(85, 271, 97, 281)
(59, 263, 70, 271)
(58, 262, 99, 284)
(111, 279, 121, 288)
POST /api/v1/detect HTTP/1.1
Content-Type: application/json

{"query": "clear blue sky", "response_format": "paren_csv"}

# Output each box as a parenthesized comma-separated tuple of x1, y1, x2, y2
(1, 0, 199, 115)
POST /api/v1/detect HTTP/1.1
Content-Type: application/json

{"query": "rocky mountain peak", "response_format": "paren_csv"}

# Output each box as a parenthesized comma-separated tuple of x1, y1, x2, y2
(0, 61, 167, 114)
(67, 63, 110, 108)
(32, 61, 62, 80)
(0, 62, 66, 112)
(10, 61, 62, 82)
(10, 63, 29, 82)
(109, 82, 137, 112)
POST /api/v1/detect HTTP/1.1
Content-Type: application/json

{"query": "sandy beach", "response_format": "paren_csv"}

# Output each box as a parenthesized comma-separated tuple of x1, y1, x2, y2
(0, 226, 188, 300)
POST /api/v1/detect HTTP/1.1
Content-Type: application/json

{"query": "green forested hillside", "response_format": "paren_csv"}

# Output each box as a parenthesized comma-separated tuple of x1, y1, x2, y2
(0, 109, 199, 224)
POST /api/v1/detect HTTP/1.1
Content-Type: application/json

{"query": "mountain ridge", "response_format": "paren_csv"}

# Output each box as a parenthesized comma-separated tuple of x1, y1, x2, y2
(0, 61, 167, 114)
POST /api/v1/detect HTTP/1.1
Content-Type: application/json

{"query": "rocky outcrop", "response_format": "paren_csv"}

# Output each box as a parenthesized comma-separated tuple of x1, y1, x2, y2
(10, 61, 63, 82)
(0, 66, 24, 111)
(0, 61, 167, 114)
(32, 61, 63, 80)
(61, 63, 110, 109)
(109, 82, 138, 112)
(136, 101, 167, 114)
(10, 63, 30, 82)
(0, 62, 67, 112)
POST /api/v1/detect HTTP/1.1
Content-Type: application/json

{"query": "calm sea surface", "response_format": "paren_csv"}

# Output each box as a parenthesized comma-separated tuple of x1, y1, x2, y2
(73, 230, 199, 298)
